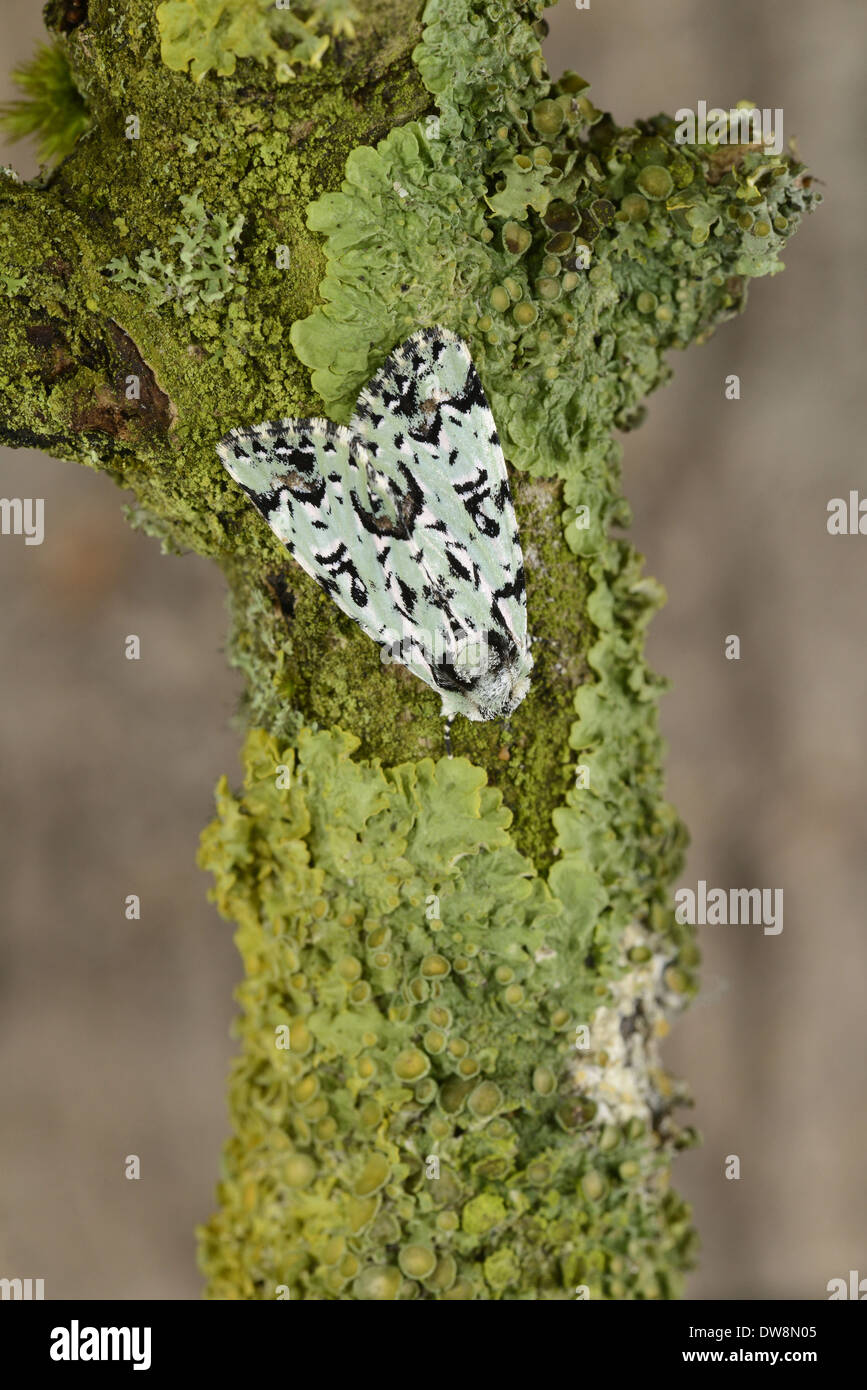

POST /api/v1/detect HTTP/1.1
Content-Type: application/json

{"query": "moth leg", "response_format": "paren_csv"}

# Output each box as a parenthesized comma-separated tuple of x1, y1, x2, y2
(443, 714, 455, 760)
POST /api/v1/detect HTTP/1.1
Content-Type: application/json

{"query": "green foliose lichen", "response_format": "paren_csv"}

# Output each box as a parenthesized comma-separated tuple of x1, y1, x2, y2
(197, 727, 697, 1299)
(291, 0, 819, 510)
(157, 0, 362, 84)
(104, 189, 245, 315)
(0, 40, 91, 165)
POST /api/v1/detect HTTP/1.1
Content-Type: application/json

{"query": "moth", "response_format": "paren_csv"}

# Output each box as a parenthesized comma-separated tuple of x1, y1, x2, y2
(217, 325, 533, 722)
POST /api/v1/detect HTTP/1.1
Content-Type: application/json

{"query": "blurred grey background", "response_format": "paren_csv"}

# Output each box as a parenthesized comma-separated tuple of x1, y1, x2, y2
(1, 0, 864, 1299)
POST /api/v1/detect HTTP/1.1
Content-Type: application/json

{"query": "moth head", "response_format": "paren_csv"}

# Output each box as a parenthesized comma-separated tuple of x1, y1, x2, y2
(435, 627, 533, 722)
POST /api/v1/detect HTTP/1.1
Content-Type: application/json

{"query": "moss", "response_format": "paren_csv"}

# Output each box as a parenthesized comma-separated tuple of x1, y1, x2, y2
(196, 727, 696, 1300)
(0, 0, 429, 555)
(0, 41, 91, 165)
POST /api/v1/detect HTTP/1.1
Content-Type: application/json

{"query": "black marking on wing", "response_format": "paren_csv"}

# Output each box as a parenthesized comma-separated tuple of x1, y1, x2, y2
(491, 568, 527, 630)
(397, 576, 418, 614)
(452, 469, 501, 539)
(315, 540, 368, 608)
(445, 548, 473, 584)
(351, 479, 423, 539)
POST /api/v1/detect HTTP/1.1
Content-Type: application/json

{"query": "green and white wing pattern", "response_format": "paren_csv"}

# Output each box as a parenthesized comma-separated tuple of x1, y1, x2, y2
(217, 326, 533, 722)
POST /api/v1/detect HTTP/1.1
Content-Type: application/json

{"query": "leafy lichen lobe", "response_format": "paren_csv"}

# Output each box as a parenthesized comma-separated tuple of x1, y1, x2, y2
(197, 727, 697, 1300)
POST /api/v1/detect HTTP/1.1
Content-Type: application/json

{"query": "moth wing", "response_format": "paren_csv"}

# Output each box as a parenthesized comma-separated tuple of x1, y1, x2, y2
(216, 417, 445, 695)
(350, 326, 528, 655)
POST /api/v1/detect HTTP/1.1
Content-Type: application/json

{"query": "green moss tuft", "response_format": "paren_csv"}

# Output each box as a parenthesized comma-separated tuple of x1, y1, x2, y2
(0, 41, 91, 165)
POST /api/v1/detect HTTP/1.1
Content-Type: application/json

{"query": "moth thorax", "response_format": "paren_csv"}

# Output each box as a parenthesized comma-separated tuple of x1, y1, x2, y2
(451, 631, 488, 677)
(380, 624, 489, 677)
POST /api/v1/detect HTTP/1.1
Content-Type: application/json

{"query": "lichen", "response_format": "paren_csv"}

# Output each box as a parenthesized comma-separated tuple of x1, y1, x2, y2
(157, 0, 362, 83)
(104, 189, 245, 315)
(191, 0, 814, 1297)
(197, 727, 697, 1299)
(0, 40, 91, 165)
(291, 0, 819, 504)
